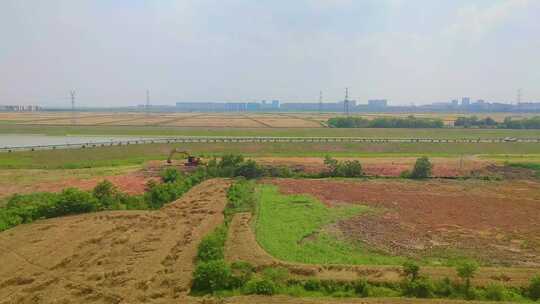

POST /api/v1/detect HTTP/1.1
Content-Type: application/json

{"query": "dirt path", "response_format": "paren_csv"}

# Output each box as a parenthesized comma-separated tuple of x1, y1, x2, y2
(225, 213, 539, 287)
(0, 179, 231, 304)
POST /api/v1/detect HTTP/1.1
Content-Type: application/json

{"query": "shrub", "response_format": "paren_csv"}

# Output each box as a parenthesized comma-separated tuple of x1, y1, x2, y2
(485, 283, 506, 301)
(410, 156, 432, 179)
(403, 261, 420, 281)
(51, 188, 98, 217)
(92, 180, 119, 209)
(144, 181, 178, 209)
(303, 279, 321, 291)
(529, 275, 540, 301)
(196, 225, 227, 262)
(403, 277, 434, 298)
(244, 279, 277, 295)
(234, 160, 264, 179)
(324, 156, 363, 177)
(161, 167, 181, 183)
(262, 267, 289, 286)
(219, 154, 244, 169)
(433, 277, 454, 298)
(230, 261, 254, 288)
(192, 260, 232, 292)
(352, 279, 369, 297)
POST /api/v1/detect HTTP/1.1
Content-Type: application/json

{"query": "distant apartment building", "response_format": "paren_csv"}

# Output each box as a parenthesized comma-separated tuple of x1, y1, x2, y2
(175, 100, 280, 112)
(461, 97, 471, 106)
(367, 99, 388, 108)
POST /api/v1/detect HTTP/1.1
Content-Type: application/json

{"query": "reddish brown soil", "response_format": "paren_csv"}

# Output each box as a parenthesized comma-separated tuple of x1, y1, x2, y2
(255, 157, 491, 177)
(0, 179, 231, 303)
(33, 172, 158, 195)
(268, 178, 540, 266)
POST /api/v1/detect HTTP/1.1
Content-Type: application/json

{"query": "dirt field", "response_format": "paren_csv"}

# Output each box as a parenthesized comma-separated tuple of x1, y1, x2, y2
(225, 212, 539, 287)
(0, 167, 157, 200)
(0, 179, 230, 303)
(255, 157, 492, 177)
(6, 112, 535, 128)
(268, 179, 540, 267)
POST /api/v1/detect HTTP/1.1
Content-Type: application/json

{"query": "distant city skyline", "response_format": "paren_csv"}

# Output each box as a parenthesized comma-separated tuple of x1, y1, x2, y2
(1, 0, 539, 107)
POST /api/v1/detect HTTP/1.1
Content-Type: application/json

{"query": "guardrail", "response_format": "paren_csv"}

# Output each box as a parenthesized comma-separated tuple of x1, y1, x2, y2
(1, 136, 539, 152)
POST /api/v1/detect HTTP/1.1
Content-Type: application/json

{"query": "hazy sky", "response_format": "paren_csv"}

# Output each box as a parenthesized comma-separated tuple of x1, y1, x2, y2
(1, 0, 539, 107)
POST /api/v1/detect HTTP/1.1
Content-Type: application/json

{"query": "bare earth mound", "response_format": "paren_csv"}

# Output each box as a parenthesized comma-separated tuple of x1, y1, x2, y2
(269, 179, 540, 267)
(0, 179, 230, 304)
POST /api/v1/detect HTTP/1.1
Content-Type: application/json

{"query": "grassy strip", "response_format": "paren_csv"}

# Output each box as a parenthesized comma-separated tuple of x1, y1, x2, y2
(254, 184, 403, 265)
(3, 142, 540, 169)
(3, 124, 540, 138)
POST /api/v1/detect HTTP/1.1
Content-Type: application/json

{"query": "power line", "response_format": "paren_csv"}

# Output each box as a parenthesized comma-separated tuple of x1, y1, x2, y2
(344, 87, 350, 116)
(70, 90, 76, 125)
(318, 90, 323, 114)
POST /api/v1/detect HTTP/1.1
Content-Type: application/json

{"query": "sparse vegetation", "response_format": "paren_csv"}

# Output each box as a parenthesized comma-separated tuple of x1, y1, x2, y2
(328, 116, 444, 128)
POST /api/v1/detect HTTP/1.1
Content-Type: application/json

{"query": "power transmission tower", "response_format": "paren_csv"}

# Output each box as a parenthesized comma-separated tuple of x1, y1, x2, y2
(318, 91, 323, 114)
(344, 87, 350, 116)
(517, 88, 522, 105)
(70, 90, 76, 125)
(146, 89, 150, 117)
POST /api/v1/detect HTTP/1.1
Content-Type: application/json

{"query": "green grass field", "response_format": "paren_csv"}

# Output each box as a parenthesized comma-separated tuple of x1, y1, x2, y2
(254, 184, 405, 265)
(3, 124, 540, 138)
(2, 142, 540, 169)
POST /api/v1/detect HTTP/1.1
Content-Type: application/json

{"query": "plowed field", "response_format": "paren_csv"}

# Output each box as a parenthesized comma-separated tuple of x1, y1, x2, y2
(268, 179, 540, 266)
(0, 179, 230, 303)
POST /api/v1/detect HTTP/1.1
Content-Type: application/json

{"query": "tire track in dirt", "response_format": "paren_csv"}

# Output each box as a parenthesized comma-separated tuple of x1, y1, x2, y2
(0, 178, 231, 304)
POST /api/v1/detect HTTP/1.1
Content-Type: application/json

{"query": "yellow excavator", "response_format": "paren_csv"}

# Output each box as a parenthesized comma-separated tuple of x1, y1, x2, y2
(166, 149, 202, 166)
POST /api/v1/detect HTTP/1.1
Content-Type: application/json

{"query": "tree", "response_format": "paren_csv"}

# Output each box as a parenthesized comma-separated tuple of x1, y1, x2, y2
(92, 180, 118, 209)
(456, 262, 478, 294)
(410, 156, 432, 179)
(403, 261, 420, 282)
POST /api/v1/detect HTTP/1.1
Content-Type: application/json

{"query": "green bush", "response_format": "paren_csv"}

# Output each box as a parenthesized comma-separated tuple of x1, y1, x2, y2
(403, 278, 434, 298)
(226, 179, 256, 218)
(529, 275, 540, 301)
(410, 156, 432, 179)
(219, 154, 245, 168)
(262, 267, 289, 286)
(328, 116, 443, 128)
(352, 279, 369, 297)
(92, 179, 119, 209)
(230, 261, 255, 288)
(234, 160, 264, 179)
(196, 225, 227, 262)
(51, 188, 98, 217)
(433, 277, 454, 298)
(161, 167, 182, 183)
(192, 260, 232, 292)
(323, 156, 363, 177)
(485, 283, 507, 301)
(303, 279, 321, 291)
(244, 279, 278, 295)
(403, 261, 420, 281)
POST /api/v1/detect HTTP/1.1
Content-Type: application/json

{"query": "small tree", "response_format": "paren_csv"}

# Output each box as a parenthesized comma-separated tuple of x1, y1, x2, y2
(403, 261, 421, 282)
(456, 262, 478, 295)
(410, 156, 433, 179)
(92, 180, 118, 209)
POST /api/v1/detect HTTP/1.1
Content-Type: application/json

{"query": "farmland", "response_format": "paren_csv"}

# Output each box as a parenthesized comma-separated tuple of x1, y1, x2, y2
(1, 116, 540, 303)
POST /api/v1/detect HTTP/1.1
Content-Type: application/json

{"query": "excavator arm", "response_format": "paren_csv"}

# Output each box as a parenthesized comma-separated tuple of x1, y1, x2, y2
(167, 149, 190, 164)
